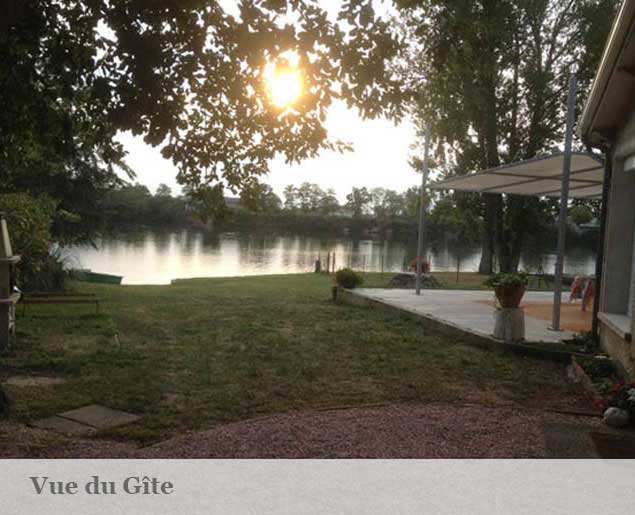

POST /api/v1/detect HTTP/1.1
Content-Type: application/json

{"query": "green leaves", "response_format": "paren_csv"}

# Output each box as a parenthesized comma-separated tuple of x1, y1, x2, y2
(2, 1, 407, 235)
(396, 0, 618, 271)
(0, 193, 58, 288)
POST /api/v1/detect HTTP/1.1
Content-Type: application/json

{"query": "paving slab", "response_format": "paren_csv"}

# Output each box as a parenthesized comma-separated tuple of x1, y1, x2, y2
(58, 404, 140, 429)
(351, 288, 576, 345)
(31, 416, 95, 435)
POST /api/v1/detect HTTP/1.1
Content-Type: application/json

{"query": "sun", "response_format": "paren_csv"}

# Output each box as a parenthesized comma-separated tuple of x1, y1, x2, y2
(265, 63, 302, 108)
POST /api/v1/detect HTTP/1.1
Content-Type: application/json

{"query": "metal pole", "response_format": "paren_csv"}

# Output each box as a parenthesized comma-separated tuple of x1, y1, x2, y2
(416, 122, 431, 295)
(551, 74, 577, 331)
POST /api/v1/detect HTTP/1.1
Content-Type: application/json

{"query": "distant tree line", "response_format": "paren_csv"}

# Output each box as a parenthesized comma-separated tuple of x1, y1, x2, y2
(94, 179, 599, 248)
(97, 183, 188, 228)
(275, 183, 426, 221)
(227, 181, 598, 249)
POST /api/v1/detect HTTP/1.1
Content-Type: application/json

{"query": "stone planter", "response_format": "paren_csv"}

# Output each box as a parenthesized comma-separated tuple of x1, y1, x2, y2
(493, 307, 525, 342)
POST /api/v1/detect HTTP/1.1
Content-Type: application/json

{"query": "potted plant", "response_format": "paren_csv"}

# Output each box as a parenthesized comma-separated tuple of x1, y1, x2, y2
(408, 257, 431, 274)
(335, 268, 363, 288)
(486, 272, 528, 342)
(486, 272, 528, 308)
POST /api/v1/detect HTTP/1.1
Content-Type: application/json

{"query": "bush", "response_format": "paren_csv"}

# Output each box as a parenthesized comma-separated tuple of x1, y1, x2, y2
(564, 331, 601, 354)
(597, 382, 635, 422)
(335, 268, 363, 289)
(576, 355, 615, 383)
(485, 272, 528, 288)
(0, 193, 63, 290)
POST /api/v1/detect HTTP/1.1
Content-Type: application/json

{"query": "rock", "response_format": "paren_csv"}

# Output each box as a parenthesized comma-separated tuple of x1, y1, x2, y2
(389, 272, 441, 289)
(603, 407, 630, 428)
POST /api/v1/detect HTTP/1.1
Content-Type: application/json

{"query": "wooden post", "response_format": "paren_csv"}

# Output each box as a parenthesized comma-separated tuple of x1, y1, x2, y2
(381, 250, 384, 278)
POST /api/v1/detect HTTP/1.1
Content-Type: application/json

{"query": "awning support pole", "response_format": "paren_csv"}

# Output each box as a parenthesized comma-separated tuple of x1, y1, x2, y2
(416, 122, 431, 295)
(551, 73, 577, 331)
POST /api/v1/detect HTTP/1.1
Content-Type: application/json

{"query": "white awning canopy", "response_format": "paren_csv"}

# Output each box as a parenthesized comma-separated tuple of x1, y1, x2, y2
(428, 152, 604, 199)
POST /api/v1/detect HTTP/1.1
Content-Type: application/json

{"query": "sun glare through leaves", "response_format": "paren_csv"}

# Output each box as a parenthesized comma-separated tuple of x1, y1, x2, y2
(264, 56, 303, 109)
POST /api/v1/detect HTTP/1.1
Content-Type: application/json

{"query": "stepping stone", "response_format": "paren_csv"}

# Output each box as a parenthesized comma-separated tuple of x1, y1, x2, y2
(58, 404, 140, 429)
(31, 416, 94, 435)
(4, 376, 66, 387)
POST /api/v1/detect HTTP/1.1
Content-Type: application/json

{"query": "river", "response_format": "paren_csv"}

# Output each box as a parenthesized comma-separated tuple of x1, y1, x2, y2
(62, 228, 597, 285)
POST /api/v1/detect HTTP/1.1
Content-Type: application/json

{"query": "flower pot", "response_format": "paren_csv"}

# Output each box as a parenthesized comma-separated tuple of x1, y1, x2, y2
(495, 284, 526, 308)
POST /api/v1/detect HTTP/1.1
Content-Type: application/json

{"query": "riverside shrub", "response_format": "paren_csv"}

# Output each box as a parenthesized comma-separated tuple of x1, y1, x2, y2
(335, 268, 363, 289)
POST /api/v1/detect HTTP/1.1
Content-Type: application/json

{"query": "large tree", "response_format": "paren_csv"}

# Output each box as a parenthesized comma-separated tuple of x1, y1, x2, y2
(397, 0, 618, 272)
(345, 186, 372, 218)
(1, 0, 406, 240)
(239, 182, 281, 213)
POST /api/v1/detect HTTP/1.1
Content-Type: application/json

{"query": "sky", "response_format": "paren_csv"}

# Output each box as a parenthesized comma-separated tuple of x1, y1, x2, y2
(117, 105, 419, 203)
(116, 0, 422, 203)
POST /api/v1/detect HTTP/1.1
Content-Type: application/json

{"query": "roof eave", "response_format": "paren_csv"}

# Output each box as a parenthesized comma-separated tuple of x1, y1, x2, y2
(579, 0, 635, 148)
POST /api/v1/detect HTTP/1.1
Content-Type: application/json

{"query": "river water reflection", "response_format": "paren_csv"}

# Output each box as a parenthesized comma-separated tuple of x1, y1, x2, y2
(63, 229, 597, 285)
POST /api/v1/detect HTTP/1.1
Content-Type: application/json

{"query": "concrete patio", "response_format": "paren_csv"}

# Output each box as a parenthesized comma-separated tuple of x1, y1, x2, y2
(343, 289, 587, 346)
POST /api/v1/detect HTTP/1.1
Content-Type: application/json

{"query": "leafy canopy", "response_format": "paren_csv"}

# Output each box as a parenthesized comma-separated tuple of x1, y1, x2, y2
(395, 0, 618, 271)
(1, 0, 407, 233)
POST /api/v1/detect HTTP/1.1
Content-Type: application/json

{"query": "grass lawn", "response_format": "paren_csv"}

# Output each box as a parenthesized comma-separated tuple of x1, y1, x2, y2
(3, 273, 573, 444)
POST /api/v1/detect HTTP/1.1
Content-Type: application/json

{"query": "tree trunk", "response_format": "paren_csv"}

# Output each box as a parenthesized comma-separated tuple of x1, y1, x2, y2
(498, 196, 526, 272)
(495, 196, 512, 272)
(478, 194, 496, 274)
(509, 197, 528, 272)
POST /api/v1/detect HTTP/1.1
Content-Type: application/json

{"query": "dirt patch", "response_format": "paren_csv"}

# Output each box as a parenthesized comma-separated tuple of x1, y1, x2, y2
(162, 393, 183, 407)
(278, 320, 296, 337)
(3, 376, 66, 387)
(0, 420, 64, 458)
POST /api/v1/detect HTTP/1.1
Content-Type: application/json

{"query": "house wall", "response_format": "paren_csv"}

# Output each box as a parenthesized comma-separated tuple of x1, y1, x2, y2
(599, 322, 635, 379)
(601, 111, 635, 314)
(599, 109, 635, 379)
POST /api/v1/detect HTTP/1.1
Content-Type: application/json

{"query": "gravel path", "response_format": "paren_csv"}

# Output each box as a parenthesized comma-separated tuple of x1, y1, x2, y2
(3, 401, 605, 458)
(138, 403, 603, 458)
